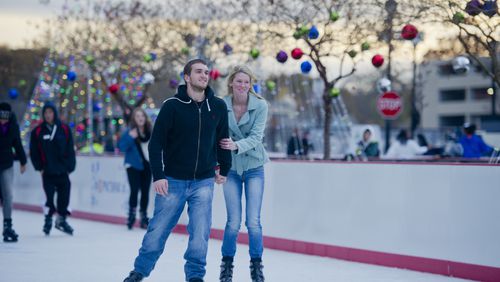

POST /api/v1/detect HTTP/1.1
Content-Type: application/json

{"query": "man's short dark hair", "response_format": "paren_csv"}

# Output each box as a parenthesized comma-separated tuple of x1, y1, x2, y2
(183, 59, 208, 77)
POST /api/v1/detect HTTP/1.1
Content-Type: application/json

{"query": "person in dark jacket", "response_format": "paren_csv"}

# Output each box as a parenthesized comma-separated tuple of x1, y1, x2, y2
(118, 107, 153, 230)
(0, 102, 27, 242)
(123, 59, 232, 282)
(29, 103, 76, 236)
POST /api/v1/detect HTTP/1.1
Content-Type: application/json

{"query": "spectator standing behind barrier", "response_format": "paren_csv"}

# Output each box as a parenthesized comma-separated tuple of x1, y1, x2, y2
(459, 123, 493, 158)
(29, 103, 76, 236)
(118, 108, 153, 230)
(383, 129, 428, 160)
(356, 128, 380, 158)
(0, 102, 27, 242)
(287, 128, 304, 159)
(219, 65, 269, 282)
(122, 59, 232, 282)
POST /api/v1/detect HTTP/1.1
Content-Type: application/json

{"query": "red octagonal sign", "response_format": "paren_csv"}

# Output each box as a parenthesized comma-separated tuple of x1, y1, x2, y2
(377, 91, 402, 119)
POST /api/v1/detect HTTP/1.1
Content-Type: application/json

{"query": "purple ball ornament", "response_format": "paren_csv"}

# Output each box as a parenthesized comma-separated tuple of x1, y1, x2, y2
(465, 0, 483, 16)
(169, 79, 179, 89)
(223, 43, 233, 55)
(276, 50, 288, 63)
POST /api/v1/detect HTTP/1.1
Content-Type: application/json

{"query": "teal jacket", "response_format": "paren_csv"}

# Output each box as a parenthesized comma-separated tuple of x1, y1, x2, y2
(223, 94, 269, 175)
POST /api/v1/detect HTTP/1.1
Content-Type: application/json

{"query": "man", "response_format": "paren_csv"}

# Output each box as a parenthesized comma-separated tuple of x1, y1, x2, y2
(29, 103, 76, 235)
(123, 59, 232, 282)
(459, 123, 493, 158)
(0, 102, 27, 242)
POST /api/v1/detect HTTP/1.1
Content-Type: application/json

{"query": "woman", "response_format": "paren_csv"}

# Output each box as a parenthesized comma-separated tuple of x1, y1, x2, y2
(0, 102, 26, 242)
(219, 65, 269, 282)
(118, 108, 152, 230)
(383, 129, 427, 159)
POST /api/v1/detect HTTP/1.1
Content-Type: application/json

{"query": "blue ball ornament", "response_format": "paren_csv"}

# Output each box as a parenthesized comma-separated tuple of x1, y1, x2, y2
(300, 61, 312, 73)
(308, 25, 319, 39)
(253, 84, 261, 94)
(67, 71, 77, 81)
(8, 88, 19, 99)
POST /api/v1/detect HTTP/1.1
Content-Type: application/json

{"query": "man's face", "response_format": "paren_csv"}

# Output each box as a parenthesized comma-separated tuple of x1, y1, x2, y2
(185, 63, 209, 91)
(44, 108, 55, 124)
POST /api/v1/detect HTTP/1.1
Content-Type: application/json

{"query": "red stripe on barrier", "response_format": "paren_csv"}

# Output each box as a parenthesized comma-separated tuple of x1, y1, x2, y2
(14, 203, 500, 282)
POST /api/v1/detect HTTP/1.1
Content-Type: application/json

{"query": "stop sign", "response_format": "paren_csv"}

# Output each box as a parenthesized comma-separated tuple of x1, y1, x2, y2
(377, 91, 402, 119)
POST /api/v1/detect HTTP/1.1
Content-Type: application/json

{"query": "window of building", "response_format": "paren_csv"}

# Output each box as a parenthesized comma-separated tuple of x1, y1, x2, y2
(439, 89, 466, 102)
(440, 116, 465, 127)
(471, 87, 490, 100)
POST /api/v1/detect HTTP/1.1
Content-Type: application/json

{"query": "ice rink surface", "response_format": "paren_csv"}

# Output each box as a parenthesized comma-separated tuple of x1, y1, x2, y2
(0, 211, 473, 282)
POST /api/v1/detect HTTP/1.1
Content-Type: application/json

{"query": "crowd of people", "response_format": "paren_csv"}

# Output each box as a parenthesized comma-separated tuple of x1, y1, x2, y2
(0, 58, 497, 282)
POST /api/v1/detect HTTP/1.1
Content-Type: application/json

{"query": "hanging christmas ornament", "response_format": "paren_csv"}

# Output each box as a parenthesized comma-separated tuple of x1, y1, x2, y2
(108, 84, 120, 94)
(330, 11, 340, 22)
(57, 65, 67, 73)
(223, 43, 233, 55)
(253, 84, 261, 94)
(150, 52, 157, 61)
(371, 54, 384, 68)
(291, 48, 304, 60)
(483, 0, 498, 17)
(308, 25, 319, 39)
(452, 12, 465, 24)
(18, 79, 27, 87)
(93, 102, 102, 112)
(465, 0, 482, 16)
(250, 48, 260, 59)
(143, 53, 153, 63)
(169, 79, 179, 89)
(276, 50, 288, 63)
(142, 73, 155, 84)
(329, 88, 340, 98)
(265, 80, 276, 91)
(348, 50, 357, 58)
(76, 123, 85, 133)
(84, 55, 95, 65)
(376, 77, 392, 93)
(451, 56, 471, 73)
(300, 61, 312, 73)
(181, 47, 190, 55)
(8, 88, 19, 99)
(209, 69, 221, 80)
(401, 24, 418, 40)
(361, 42, 370, 51)
(66, 71, 77, 81)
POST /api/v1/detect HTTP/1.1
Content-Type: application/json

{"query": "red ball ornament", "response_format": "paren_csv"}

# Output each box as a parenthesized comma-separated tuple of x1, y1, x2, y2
(108, 84, 119, 94)
(76, 123, 85, 133)
(209, 69, 221, 80)
(371, 54, 384, 68)
(401, 24, 418, 40)
(291, 48, 304, 60)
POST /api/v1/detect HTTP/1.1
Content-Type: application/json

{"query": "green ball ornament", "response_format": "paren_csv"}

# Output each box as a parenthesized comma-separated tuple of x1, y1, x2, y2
(144, 53, 153, 62)
(330, 11, 340, 22)
(299, 25, 309, 36)
(250, 48, 260, 59)
(293, 30, 302, 39)
(361, 42, 370, 51)
(18, 79, 27, 87)
(265, 80, 276, 91)
(329, 88, 340, 98)
(57, 65, 67, 73)
(85, 55, 95, 65)
(181, 47, 190, 55)
(348, 50, 357, 58)
(453, 12, 465, 24)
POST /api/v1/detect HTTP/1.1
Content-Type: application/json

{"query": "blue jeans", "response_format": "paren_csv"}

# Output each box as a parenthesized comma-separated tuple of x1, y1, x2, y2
(221, 166, 265, 259)
(133, 177, 214, 281)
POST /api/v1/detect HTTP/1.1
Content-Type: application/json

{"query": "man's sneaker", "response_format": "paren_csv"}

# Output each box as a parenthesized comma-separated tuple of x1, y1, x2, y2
(55, 216, 74, 235)
(219, 257, 234, 282)
(188, 278, 203, 282)
(250, 258, 265, 282)
(43, 215, 52, 235)
(123, 271, 144, 282)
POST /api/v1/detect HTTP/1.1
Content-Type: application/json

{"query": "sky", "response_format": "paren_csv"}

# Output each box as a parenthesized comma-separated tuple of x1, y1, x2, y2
(0, 0, 66, 48)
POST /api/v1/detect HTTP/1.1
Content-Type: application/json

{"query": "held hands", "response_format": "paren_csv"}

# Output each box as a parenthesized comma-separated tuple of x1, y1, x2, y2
(154, 179, 169, 196)
(215, 174, 227, 184)
(219, 138, 237, 151)
(20, 164, 26, 174)
(129, 128, 138, 139)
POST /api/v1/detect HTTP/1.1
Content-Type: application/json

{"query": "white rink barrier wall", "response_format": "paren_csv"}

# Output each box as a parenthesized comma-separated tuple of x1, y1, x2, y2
(12, 156, 500, 281)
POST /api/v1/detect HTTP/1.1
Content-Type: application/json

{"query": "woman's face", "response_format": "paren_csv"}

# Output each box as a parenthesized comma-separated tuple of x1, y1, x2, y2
(230, 72, 251, 97)
(134, 110, 146, 127)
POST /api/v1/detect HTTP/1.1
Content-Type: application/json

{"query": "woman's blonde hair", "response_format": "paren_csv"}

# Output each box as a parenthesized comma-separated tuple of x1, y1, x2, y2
(227, 65, 264, 99)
